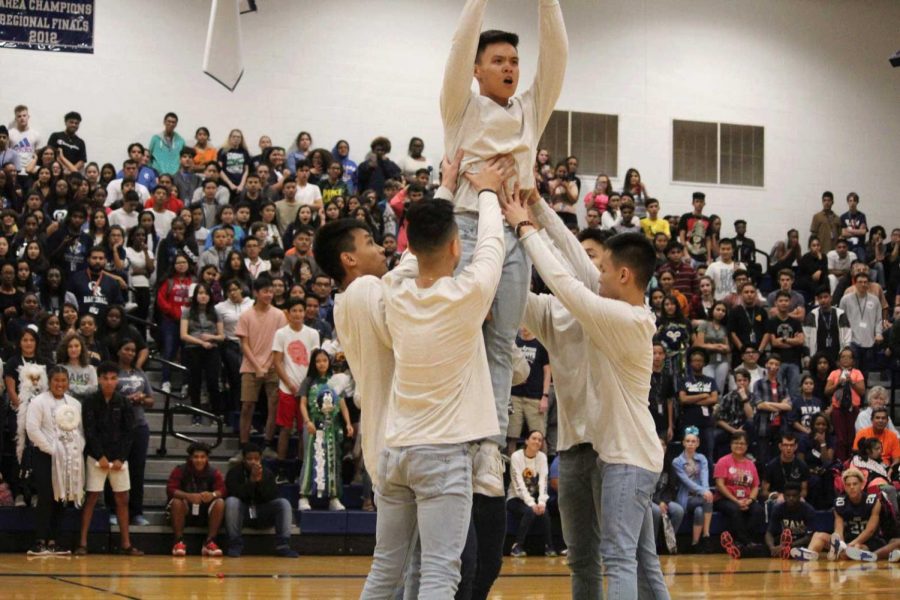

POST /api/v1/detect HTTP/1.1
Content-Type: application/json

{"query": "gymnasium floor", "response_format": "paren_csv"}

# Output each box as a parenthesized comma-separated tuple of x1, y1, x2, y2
(1, 555, 898, 599)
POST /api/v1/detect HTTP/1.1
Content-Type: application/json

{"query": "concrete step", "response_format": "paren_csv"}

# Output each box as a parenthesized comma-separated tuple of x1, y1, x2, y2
(145, 411, 225, 435)
(112, 509, 300, 536)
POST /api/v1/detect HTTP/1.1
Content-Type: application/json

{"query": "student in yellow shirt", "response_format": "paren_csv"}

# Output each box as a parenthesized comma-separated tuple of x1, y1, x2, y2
(640, 198, 671, 239)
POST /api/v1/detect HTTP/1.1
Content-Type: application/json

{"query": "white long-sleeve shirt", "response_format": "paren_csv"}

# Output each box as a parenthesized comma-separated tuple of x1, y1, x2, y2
(523, 199, 598, 452)
(441, 0, 568, 212)
(520, 221, 664, 474)
(25, 391, 83, 455)
(507, 449, 549, 506)
(382, 191, 504, 446)
(335, 188, 453, 484)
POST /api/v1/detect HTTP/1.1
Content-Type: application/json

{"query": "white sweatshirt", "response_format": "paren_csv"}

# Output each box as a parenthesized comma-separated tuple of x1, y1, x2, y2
(382, 191, 504, 446)
(507, 449, 549, 506)
(334, 187, 452, 484)
(441, 0, 568, 212)
(523, 200, 599, 452)
(520, 220, 664, 474)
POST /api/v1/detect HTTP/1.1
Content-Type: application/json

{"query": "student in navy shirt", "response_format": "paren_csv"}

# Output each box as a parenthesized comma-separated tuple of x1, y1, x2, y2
(767, 483, 816, 558)
(67, 246, 124, 322)
(790, 375, 824, 444)
(678, 348, 718, 456)
(45, 205, 91, 276)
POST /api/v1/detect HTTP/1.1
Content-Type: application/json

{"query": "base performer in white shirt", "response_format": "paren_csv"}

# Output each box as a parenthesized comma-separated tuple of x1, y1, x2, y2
(502, 191, 670, 600)
(359, 164, 510, 598)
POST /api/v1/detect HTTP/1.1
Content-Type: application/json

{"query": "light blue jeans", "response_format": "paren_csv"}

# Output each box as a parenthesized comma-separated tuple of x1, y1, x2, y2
(455, 213, 530, 446)
(558, 444, 604, 600)
(361, 444, 473, 600)
(598, 461, 671, 600)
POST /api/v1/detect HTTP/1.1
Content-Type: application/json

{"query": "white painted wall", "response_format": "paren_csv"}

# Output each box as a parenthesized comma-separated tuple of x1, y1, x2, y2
(3, 0, 899, 251)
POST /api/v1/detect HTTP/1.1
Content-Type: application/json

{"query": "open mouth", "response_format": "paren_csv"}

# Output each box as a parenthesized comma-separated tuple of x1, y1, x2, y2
(503, 77, 514, 85)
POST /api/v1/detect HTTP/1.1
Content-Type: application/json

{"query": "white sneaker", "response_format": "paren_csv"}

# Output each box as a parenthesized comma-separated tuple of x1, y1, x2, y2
(228, 451, 244, 464)
(161, 382, 171, 394)
(14, 494, 25, 507)
(790, 547, 819, 561)
(328, 498, 345, 511)
(888, 549, 900, 563)
(298, 497, 311, 511)
(472, 442, 505, 497)
(844, 546, 877, 562)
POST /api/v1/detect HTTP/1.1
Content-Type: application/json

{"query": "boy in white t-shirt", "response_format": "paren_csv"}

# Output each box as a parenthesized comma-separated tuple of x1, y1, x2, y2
(705, 238, 745, 301)
(293, 160, 323, 211)
(272, 299, 321, 465)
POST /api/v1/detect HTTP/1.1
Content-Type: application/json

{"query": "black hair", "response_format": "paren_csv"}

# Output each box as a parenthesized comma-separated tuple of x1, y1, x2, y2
(64, 111, 82, 122)
(604, 233, 656, 289)
(688, 347, 708, 365)
(164, 112, 178, 122)
(97, 360, 119, 377)
(780, 431, 797, 444)
(774, 290, 792, 301)
(253, 273, 273, 292)
(476, 29, 519, 62)
(872, 406, 890, 419)
(406, 199, 457, 255)
(179, 147, 195, 158)
(718, 237, 733, 247)
(731, 430, 749, 444)
(692, 191, 706, 201)
(242, 442, 261, 456)
(783, 482, 802, 494)
(313, 218, 371, 284)
(187, 441, 211, 456)
(822, 190, 833, 200)
(369, 137, 391, 153)
(577, 228, 613, 246)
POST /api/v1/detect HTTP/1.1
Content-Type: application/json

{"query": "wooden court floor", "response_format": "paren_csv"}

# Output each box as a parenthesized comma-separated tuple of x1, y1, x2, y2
(1, 554, 899, 598)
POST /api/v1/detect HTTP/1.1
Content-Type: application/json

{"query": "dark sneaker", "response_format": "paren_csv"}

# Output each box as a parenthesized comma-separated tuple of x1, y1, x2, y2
(275, 545, 299, 558)
(544, 545, 558, 557)
(510, 543, 526, 558)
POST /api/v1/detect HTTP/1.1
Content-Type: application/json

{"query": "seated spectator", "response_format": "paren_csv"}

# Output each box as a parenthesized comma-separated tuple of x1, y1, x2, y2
(850, 438, 893, 493)
(789, 375, 825, 445)
(507, 430, 557, 557)
(59, 331, 98, 399)
(765, 270, 806, 320)
(657, 241, 698, 303)
(507, 326, 551, 454)
(853, 408, 900, 467)
(224, 443, 298, 558)
(298, 349, 353, 511)
(611, 198, 641, 235)
(640, 198, 670, 239)
(711, 367, 756, 462)
(303, 295, 333, 341)
(856, 386, 898, 434)
(798, 413, 837, 510)
(650, 435, 681, 554)
(714, 431, 766, 558)
(166, 442, 226, 557)
(76, 362, 142, 556)
(727, 282, 767, 357)
(657, 271, 689, 317)
(827, 238, 856, 293)
(791, 468, 884, 561)
(24, 366, 85, 556)
(671, 427, 714, 552)
(727, 346, 765, 391)
(826, 348, 867, 461)
(796, 236, 828, 298)
(762, 433, 810, 503)
(751, 354, 792, 467)
(766, 482, 816, 559)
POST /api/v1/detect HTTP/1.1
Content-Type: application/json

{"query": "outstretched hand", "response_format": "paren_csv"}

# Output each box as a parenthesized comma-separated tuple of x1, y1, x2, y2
(463, 154, 515, 194)
(440, 150, 464, 194)
(498, 185, 532, 230)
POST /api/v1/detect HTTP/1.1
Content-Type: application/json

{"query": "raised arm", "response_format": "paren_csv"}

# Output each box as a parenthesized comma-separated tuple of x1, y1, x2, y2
(529, 192, 600, 293)
(528, 0, 569, 130)
(441, 0, 488, 128)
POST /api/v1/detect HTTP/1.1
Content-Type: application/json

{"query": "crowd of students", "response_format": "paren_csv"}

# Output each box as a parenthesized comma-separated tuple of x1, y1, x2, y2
(0, 103, 898, 562)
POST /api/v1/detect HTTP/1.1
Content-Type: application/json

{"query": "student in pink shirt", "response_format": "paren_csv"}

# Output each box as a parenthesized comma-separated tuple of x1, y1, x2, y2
(714, 431, 765, 558)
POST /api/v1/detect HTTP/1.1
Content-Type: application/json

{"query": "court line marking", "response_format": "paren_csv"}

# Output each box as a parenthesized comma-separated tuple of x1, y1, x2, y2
(0, 563, 895, 580)
(49, 575, 142, 599)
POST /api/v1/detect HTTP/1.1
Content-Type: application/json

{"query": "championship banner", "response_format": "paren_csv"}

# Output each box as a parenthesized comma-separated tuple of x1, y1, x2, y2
(0, 0, 94, 54)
